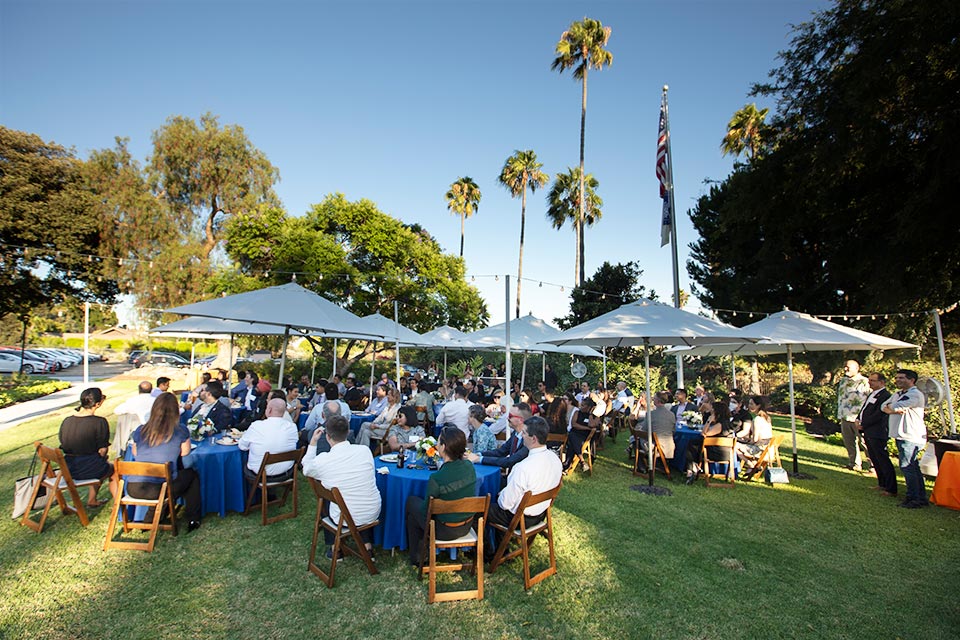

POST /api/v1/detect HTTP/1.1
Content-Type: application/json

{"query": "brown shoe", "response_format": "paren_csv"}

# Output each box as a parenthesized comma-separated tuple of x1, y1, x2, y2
(880, 490, 897, 497)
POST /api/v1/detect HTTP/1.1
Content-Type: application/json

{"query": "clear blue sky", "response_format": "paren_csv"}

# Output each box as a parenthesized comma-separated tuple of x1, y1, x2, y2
(1, 0, 827, 327)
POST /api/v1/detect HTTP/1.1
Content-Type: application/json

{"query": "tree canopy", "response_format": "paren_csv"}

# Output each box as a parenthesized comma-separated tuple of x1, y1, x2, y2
(556, 261, 654, 330)
(0, 127, 116, 322)
(688, 0, 960, 346)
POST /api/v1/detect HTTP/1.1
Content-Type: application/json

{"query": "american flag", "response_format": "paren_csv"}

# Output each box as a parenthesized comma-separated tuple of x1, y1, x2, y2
(657, 92, 671, 247)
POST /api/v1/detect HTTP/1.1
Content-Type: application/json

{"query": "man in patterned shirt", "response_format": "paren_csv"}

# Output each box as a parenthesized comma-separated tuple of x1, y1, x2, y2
(837, 360, 870, 471)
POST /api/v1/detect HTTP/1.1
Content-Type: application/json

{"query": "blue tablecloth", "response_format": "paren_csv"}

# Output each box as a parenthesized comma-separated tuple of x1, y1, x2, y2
(671, 426, 703, 471)
(350, 412, 376, 436)
(123, 438, 247, 518)
(372, 458, 501, 551)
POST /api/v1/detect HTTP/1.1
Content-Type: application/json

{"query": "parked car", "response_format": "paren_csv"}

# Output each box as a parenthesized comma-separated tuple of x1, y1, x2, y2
(135, 352, 191, 368)
(0, 348, 61, 371)
(0, 352, 51, 375)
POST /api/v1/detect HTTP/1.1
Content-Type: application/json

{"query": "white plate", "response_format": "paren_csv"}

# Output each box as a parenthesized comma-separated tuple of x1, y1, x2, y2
(216, 438, 238, 446)
(379, 453, 398, 463)
(190, 443, 198, 450)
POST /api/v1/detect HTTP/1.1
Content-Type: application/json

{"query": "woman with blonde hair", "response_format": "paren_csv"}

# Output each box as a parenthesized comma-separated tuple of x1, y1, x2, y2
(357, 387, 401, 449)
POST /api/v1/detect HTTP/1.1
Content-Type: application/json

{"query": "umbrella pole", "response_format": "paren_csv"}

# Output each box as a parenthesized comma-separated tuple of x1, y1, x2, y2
(542, 354, 546, 383)
(332, 338, 338, 378)
(394, 301, 401, 385)
(645, 339, 654, 487)
(788, 345, 798, 473)
(932, 309, 957, 434)
(369, 341, 376, 402)
(731, 352, 737, 390)
(310, 354, 316, 385)
(229, 334, 234, 377)
(521, 352, 527, 391)
(504, 276, 512, 414)
(443, 349, 448, 381)
(277, 327, 290, 387)
(602, 347, 607, 388)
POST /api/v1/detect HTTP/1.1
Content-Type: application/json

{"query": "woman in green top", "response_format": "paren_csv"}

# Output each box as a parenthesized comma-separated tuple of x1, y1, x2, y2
(404, 427, 478, 566)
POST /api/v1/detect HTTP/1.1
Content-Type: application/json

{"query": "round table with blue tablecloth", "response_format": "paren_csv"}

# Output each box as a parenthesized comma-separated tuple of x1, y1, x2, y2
(124, 438, 247, 518)
(671, 426, 703, 471)
(372, 458, 501, 551)
(350, 412, 376, 437)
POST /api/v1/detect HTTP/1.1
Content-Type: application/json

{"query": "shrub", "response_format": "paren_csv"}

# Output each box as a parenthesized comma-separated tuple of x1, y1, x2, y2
(0, 376, 72, 409)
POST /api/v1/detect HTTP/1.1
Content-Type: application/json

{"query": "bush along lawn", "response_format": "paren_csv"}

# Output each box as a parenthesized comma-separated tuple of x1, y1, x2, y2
(0, 376, 71, 409)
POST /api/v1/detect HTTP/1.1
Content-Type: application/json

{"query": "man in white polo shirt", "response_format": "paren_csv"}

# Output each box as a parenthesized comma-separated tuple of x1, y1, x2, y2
(238, 398, 299, 482)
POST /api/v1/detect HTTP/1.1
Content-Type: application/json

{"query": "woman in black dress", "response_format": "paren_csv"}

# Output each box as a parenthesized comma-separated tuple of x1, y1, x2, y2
(58, 387, 117, 506)
(684, 400, 735, 484)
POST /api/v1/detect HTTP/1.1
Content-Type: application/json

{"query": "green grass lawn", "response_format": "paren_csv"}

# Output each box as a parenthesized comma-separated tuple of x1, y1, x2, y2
(1, 385, 958, 639)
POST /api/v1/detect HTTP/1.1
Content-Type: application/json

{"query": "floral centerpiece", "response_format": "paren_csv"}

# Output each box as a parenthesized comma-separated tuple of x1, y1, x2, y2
(681, 410, 703, 426)
(415, 436, 439, 467)
(187, 415, 217, 440)
(430, 391, 443, 403)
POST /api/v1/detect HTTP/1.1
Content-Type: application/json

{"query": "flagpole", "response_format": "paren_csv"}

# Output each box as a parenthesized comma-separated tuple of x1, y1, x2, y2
(660, 85, 684, 390)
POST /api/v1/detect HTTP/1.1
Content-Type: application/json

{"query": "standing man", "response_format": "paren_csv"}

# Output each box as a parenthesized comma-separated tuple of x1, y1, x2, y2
(857, 372, 894, 496)
(881, 369, 928, 508)
(544, 363, 558, 393)
(837, 360, 870, 471)
(434, 385, 471, 439)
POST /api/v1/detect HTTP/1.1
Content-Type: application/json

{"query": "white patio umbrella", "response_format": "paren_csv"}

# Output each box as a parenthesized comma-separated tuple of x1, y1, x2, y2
(667, 308, 917, 473)
(543, 298, 761, 488)
(466, 314, 602, 391)
(421, 325, 481, 380)
(165, 283, 378, 386)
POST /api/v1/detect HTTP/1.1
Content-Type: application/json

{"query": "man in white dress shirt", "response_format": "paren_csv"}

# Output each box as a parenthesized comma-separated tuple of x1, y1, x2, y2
(485, 416, 562, 559)
(238, 399, 300, 481)
(434, 385, 472, 438)
(114, 381, 156, 425)
(303, 414, 382, 557)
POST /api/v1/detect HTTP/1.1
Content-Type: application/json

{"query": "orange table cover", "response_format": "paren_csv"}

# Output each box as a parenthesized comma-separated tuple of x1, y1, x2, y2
(931, 451, 960, 510)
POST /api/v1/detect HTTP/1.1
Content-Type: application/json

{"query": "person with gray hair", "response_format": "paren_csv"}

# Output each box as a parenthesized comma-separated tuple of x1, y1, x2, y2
(114, 380, 156, 425)
(468, 403, 496, 454)
(238, 398, 300, 482)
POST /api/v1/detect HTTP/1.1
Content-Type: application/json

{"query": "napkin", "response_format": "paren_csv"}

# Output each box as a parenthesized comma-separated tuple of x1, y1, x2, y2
(377, 467, 390, 475)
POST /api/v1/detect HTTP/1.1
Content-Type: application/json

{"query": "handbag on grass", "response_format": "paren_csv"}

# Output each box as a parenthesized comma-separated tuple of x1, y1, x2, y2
(12, 451, 49, 519)
(764, 467, 789, 485)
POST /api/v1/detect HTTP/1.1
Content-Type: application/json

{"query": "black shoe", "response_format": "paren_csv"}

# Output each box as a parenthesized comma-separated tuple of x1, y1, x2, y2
(684, 473, 697, 486)
(326, 548, 344, 562)
(898, 499, 930, 509)
(187, 520, 202, 533)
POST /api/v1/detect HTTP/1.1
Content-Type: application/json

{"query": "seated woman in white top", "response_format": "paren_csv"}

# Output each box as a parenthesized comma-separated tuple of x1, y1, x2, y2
(737, 396, 774, 472)
(356, 387, 401, 449)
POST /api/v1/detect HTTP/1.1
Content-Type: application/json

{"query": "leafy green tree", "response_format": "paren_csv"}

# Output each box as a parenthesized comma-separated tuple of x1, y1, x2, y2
(498, 150, 548, 318)
(0, 127, 116, 328)
(149, 112, 280, 259)
(552, 17, 613, 286)
(556, 261, 654, 330)
(721, 103, 770, 160)
(546, 167, 602, 281)
(222, 194, 489, 372)
(445, 177, 482, 258)
(689, 0, 960, 348)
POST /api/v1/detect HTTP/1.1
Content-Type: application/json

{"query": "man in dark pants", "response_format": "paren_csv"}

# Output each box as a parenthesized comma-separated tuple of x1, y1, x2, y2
(857, 372, 895, 495)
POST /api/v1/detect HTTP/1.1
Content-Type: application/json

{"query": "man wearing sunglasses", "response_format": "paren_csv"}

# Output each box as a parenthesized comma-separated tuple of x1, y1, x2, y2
(466, 403, 532, 472)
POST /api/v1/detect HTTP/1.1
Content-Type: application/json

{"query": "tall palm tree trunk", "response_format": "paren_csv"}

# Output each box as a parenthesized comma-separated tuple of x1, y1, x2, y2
(517, 181, 526, 318)
(577, 63, 588, 286)
(460, 212, 465, 258)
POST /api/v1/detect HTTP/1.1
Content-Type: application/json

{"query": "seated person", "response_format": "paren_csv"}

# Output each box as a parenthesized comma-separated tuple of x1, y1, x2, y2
(357, 387, 401, 449)
(367, 384, 389, 416)
(184, 380, 233, 432)
(684, 400, 734, 484)
(737, 396, 774, 475)
(58, 387, 117, 507)
(238, 399, 300, 482)
(285, 385, 302, 424)
(342, 373, 366, 411)
(729, 392, 753, 439)
(404, 427, 477, 566)
(485, 416, 562, 559)
(387, 406, 426, 453)
(468, 403, 496, 454)
(302, 415, 381, 559)
(630, 391, 676, 472)
(466, 403, 532, 470)
(303, 383, 352, 438)
(405, 377, 435, 426)
(128, 393, 202, 531)
(564, 397, 600, 470)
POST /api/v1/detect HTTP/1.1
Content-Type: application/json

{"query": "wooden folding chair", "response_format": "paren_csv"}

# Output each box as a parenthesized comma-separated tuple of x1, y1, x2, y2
(488, 484, 561, 590)
(103, 460, 178, 552)
(743, 434, 784, 480)
(610, 411, 630, 442)
(545, 432, 567, 457)
(21, 442, 100, 533)
(566, 429, 596, 476)
(494, 430, 507, 442)
(628, 428, 671, 478)
(702, 437, 737, 488)
(243, 448, 305, 525)
(307, 479, 379, 588)
(418, 495, 490, 603)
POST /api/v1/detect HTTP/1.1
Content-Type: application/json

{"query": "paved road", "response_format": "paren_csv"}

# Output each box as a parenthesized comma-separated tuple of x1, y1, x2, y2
(0, 360, 133, 433)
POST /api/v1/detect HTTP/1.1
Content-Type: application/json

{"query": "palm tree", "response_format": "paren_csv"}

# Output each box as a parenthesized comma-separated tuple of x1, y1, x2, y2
(498, 150, 548, 318)
(445, 176, 482, 258)
(721, 103, 769, 160)
(546, 168, 603, 280)
(552, 17, 613, 286)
